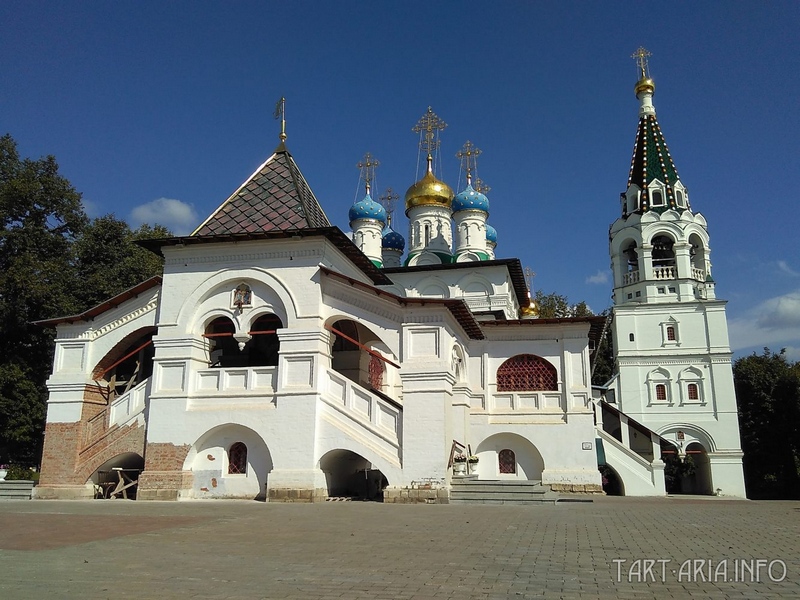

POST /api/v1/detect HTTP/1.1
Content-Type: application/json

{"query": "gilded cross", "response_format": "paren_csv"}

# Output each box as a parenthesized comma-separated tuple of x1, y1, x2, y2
(631, 47, 652, 79)
(412, 106, 447, 154)
(524, 266, 536, 292)
(474, 177, 491, 194)
(456, 141, 482, 186)
(379, 188, 399, 225)
(274, 97, 286, 142)
(357, 152, 380, 195)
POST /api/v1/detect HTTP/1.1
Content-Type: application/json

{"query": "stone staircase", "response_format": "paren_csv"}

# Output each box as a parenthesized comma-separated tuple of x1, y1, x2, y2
(0, 480, 35, 500)
(449, 477, 559, 505)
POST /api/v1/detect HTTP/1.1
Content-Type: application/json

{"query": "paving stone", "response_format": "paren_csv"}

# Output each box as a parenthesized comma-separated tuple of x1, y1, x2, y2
(0, 497, 797, 599)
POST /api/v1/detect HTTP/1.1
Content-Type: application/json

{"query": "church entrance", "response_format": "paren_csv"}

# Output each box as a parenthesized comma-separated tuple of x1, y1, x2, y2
(661, 441, 713, 495)
(319, 449, 388, 501)
(327, 319, 395, 395)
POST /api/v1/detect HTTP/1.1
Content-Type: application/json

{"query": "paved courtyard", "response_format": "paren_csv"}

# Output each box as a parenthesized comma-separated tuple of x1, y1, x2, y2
(0, 496, 797, 599)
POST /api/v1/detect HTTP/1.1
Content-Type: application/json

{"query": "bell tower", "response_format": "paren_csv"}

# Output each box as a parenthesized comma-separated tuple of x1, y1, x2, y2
(608, 49, 746, 497)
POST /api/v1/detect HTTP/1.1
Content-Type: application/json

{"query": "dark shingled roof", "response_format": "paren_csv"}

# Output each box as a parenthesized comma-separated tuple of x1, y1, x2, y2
(193, 143, 330, 236)
(626, 114, 687, 215)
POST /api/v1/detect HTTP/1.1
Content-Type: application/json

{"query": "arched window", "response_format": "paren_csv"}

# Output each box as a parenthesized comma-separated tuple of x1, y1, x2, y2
(655, 384, 667, 401)
(687, 383, 699, 400)
(228, 442, 247, 474)
(497, 355, 557, 391)
(499, 449, 516, 474)
(666, 326, 676, 341)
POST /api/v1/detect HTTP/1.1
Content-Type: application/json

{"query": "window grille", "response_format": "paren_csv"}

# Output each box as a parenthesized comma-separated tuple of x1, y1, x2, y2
(499, 449, 516, 474)
(687, 383, 699, 400)
(655, 384, 667, 401)
(228, 442, 248, 474)
(497, 354, 557, 391)
(368, 354, 384, 390)
(666, 326, 676, 341)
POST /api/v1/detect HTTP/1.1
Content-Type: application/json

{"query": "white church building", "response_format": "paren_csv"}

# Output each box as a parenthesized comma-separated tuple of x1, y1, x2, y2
(35, 52, 746, 501)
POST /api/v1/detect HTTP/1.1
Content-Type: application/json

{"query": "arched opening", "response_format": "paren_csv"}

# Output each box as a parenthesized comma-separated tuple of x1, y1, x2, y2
(205, 314, 282, 367)
(651, 235, 676, 271)
(599, 464, 624, 496)
(661, 440, 713, 495)
(319, 449, 388, 501)
(206, 317, 238, 366)
(475, 433, 545, 481)
(248, 314, 282, 366)
(497, 354, 557, 391)
(622, 240, 639, 273)
(329, 319, 392, 393)
(90, 452, 145, 499)
(185, 424, 273, 500)
(688, 233, 708, 279)
(92, 328, 156, 399)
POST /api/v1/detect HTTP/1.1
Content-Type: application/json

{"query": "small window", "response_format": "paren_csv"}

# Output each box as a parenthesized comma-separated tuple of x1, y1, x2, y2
(629, 333, 635, 342)
(676, 190, 684, 206)
(655, 384, 667, 401)
(668, 287, 676, 293)
(687, 383, 699, 400)
(228, 442, 248, 474)
(627, 293, 633, 300)
(635, 291, 641, 298)
(652, 190, 664, 206)
(666, 326, 676, 341)
(499, 449, 516, 474)
(658, 287, 665, 294)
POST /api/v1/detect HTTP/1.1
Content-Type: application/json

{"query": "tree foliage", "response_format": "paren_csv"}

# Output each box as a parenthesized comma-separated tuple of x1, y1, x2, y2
(0, 134, 168, 465)
(733, 348, 800, 499)
(533, 290, 614, 386)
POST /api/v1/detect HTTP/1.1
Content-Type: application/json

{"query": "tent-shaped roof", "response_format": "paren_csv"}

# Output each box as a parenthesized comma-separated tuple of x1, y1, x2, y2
(192, 143, 330, 235)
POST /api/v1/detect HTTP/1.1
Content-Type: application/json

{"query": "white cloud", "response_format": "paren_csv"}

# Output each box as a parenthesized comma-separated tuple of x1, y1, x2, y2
(81, 198, 102, 218)
(728, 289, 800, 353)
(777, 260, 800, 277)
(129, 197, 198, 236)
(586, 270, 610, 285)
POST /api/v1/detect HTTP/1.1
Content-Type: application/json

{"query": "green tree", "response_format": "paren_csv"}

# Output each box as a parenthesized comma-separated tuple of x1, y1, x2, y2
(533, 290, 613, 385)
(733, 348, 800, 499)
(73, 216, 169, 310)
(0, 134, 87, 464)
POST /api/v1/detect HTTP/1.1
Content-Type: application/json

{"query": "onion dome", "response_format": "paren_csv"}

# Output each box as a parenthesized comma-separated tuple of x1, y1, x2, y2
(382, 224, 405, 251)
(452, 184, 489, 213)
(485, 224, 497, 244)
(404, 157, 454, 213)
(349, 193, 387, 224)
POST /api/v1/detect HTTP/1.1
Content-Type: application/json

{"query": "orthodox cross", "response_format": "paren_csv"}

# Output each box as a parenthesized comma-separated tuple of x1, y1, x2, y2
(379, 187, 399, 226)
(412, 106, 447, 155)
(274, 97, 287, 142)
(631, 47, 652, 80)
(357, 152, 380, 195)
(474, 177, 491, 194)
(456, 140, 482, 186)
(524, 266, 536, 293)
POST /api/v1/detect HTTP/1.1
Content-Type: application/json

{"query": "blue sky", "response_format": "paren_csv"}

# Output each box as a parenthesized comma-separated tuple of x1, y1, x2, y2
(2, 2, 799, 359)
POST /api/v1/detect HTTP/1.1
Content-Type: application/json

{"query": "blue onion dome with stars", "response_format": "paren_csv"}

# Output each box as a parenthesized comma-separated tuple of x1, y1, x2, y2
(452, 184, 489, 213)
(485, 224, 498, 244)
(349, 193, 387, 224)
(382, 224, 405, 251)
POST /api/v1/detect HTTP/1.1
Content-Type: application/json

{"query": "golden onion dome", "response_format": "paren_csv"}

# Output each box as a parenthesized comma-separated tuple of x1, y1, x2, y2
(634, 77, 655, 96)
(404, 157, 454, 213)
(520, 302, 539, 319)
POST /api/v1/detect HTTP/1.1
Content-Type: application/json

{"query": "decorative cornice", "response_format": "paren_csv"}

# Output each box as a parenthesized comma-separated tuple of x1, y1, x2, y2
(76, 299, 158, 341)
(164, 248, 324, 267)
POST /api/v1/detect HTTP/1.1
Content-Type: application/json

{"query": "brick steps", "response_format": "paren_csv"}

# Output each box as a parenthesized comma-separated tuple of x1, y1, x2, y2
(450, 478, 559, 505)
